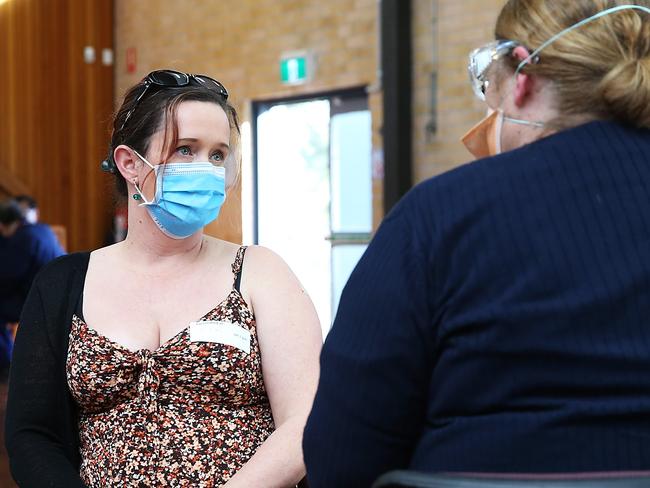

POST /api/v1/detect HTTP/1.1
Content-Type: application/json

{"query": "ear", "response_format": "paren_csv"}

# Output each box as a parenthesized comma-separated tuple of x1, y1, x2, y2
(511, 45, 535, 107)
(113, 145, 140, 185)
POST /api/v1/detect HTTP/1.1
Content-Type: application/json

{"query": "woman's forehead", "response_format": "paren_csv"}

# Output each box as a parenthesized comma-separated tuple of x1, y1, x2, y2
(173, 101, 231, 147)
(176, 101, 229, 131)
(145, 101, 231, 157)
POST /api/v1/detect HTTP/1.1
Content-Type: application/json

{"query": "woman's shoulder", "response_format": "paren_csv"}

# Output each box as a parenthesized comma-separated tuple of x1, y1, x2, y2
(204, 238, 284, 268)
(210, 241, 293, 283)
(240, 245, 301, 296)
(240, 244, 287, 271)
(201, 239, 297, 296)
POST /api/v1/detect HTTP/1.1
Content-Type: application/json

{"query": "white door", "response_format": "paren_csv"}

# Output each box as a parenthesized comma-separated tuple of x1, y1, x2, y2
(255, 91, 372, 335)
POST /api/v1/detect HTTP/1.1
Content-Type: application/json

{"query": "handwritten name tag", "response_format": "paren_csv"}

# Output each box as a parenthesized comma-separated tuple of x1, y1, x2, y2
(189, 320, 251, 354)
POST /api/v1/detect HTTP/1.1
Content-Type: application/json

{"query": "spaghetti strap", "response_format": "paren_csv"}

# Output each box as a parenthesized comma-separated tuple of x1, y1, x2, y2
(232, 246, 248, 293)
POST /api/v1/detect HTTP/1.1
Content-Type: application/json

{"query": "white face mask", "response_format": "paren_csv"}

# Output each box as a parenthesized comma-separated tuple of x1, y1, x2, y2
(24, 208, 38, 224)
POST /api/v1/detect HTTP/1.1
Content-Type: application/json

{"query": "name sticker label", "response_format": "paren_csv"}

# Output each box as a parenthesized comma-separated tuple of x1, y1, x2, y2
(189, 320, 251, 354)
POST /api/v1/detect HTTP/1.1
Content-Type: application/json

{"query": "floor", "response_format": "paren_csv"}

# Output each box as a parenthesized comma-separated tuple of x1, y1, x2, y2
(0, 381, 17, 487)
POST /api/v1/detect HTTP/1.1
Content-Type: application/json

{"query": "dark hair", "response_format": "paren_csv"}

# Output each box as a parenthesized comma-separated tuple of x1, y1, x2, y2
(0, 200, 24, 225)
(13, 194, 37, 209)
(104, 74, 241, 199)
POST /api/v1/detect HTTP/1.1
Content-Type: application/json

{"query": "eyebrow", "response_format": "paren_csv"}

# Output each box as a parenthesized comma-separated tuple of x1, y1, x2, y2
(177, 137, 230, 150)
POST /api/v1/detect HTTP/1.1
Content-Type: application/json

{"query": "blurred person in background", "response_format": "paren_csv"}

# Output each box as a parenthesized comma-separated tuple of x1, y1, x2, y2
(304, 1, 650, 485)
(0, 199, 64, 377)
(5, 69, 321, 487)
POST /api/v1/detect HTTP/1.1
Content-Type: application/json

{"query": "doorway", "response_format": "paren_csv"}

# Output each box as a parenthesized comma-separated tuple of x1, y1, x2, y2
(253, 89, 372, 334)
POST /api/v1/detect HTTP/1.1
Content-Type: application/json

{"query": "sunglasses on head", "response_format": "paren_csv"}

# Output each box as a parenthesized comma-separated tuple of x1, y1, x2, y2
(118, 69, 229, 132)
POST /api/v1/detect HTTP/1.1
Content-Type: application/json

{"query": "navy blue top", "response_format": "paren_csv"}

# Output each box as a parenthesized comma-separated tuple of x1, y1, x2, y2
(303, 120, 650, 486)
(0, 223, 65, 323)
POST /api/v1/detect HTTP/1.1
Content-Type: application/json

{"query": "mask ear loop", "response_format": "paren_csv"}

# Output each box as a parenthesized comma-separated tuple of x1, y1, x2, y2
(503, 116, 545, 128)
(131, 149, 158, 205)
(515, 4, 650, 77)
(495, 110, 504, 154)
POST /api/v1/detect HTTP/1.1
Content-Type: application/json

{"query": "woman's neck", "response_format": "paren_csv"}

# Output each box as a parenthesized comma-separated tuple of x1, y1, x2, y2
(120, 204, 206, 269)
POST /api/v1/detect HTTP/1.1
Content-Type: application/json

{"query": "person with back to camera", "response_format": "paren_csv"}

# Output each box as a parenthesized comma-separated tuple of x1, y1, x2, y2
(303, 1, 650, 486)
(5, 69, 322, 487)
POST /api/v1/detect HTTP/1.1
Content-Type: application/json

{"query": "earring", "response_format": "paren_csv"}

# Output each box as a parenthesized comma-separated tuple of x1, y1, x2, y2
(132, 179, 141, 200)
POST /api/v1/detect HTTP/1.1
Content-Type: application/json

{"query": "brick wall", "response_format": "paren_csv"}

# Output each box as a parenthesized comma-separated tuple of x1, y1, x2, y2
(412, 0, 504, 182)
(114, 0, 507, 236)
(114, 0, 382, 241)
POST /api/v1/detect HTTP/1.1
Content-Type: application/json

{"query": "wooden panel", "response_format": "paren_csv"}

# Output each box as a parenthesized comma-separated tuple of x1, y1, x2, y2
(0, 0, 114, 252)
(0, 165, 30, 196)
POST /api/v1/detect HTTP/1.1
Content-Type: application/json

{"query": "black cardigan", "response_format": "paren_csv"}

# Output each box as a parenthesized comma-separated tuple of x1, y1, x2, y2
(5, 252, 90, 487)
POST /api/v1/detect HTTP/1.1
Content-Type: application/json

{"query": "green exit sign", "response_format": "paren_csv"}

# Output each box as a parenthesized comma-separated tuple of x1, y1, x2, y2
(280, 52, 310, 84)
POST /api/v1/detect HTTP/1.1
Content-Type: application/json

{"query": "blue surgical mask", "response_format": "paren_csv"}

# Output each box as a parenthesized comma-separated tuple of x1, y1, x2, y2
(132, 149, 226, 239)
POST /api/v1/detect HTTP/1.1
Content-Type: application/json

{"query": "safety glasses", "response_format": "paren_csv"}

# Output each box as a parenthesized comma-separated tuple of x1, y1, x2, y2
(468, 40, 520, 101)
(118, 69, 229, 132)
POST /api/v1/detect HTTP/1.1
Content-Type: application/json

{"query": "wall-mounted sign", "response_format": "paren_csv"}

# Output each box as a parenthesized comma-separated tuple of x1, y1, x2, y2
(280, 51, 312, 85)
(126, 47, 137, 74)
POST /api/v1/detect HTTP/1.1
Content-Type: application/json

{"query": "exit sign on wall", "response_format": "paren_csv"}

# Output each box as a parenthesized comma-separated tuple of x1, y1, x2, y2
(280, 52, 312, 85)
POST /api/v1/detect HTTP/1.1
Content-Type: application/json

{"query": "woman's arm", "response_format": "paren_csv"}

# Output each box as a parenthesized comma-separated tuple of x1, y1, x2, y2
(223, 246, 322, 488)
(5, 277, 87, 487)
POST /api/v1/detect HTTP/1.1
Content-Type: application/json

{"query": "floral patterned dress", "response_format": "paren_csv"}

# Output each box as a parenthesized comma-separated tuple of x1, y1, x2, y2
(66, 247, 275, 487)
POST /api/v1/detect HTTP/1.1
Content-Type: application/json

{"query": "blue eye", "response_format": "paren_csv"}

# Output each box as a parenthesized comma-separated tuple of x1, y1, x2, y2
(211, 151, 225, 163)
(177, 146, 192, 156)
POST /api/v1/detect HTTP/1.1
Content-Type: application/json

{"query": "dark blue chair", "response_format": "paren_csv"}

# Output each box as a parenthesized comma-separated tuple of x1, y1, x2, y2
(372, 471, 650, 488)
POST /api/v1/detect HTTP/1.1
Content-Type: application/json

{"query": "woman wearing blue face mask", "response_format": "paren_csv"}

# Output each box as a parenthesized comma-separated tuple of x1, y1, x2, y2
(5, 69, 322, 487)
(304, 1, 650, 486)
